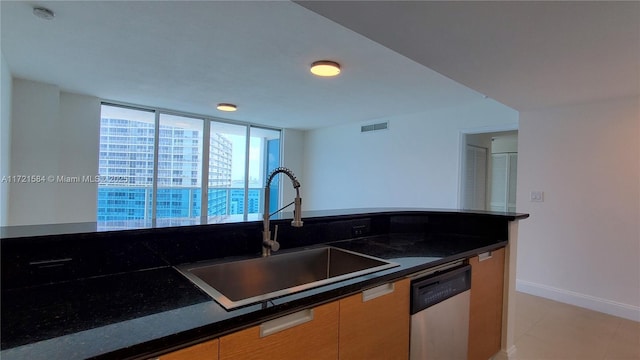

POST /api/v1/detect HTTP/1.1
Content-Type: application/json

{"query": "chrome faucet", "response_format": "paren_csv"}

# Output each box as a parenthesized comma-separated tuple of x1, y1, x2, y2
(262, 167, 303, 256)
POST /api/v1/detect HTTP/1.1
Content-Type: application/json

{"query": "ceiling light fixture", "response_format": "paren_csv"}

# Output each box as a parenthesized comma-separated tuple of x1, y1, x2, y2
(310, 60, 341, 77)
(33, 6, 55, 20)
(216, 103, 237, 112)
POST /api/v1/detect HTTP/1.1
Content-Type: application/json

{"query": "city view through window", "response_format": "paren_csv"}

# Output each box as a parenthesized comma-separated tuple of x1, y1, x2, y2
(97, 104, 280, 229)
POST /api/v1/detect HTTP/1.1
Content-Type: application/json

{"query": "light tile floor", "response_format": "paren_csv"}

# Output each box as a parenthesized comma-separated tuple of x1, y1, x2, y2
(514, 292, 640, 360)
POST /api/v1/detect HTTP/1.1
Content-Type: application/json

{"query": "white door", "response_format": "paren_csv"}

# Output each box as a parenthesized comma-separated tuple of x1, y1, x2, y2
(463, 145, 487, 211)
(490, 153, 517, 211)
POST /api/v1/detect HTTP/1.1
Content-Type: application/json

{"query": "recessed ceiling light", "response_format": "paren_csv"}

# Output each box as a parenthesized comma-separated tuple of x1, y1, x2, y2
(33, 6, 55, 20)
(310, 61, 341, 77)
(216, 103, 237, 112)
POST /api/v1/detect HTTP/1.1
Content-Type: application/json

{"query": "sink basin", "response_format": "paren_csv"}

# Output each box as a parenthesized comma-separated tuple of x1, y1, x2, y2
(175, 247, 398, 310)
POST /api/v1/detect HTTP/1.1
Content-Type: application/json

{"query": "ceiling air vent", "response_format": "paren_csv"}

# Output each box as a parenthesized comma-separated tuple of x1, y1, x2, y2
(361, 122, 388, 133)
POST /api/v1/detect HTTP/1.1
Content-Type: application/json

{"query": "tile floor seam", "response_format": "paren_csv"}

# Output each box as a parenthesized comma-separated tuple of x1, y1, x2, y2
(600, 321, 618, 360)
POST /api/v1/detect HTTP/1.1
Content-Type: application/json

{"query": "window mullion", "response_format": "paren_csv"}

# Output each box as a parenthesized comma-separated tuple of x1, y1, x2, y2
(243, 125, 251, 220)
(262, 134, 270, 215)
(151, 110, 160, 224)
(201, 120, 211, 221)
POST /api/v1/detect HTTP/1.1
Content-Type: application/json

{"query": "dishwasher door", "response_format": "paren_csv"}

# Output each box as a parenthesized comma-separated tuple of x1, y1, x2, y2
(410, 264, 471, 360)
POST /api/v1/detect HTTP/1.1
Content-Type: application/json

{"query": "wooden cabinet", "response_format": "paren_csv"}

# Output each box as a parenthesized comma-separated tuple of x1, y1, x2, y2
(158, 339, 218, 360)
(157, 280, 410, 360)
(468, 247, 506, 360)
(219, 301, 339, 360)
(216, 279, 410, 360)
(338, 278, 410, 360)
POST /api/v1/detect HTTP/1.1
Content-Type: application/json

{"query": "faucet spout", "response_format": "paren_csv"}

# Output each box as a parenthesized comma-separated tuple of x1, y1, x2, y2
(262, 167, 303, 256)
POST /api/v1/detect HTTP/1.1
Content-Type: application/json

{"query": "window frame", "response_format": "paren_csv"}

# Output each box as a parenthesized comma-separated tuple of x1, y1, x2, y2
(98, 101, 282, 225)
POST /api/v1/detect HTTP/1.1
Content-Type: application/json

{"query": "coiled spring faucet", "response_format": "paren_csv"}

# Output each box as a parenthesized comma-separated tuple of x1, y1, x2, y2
(262, 167, 303, 257)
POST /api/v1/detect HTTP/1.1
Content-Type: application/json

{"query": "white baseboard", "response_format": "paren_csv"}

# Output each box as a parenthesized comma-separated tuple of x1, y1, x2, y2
(493, 345, 517, 360)
(516, 279, 640, 322)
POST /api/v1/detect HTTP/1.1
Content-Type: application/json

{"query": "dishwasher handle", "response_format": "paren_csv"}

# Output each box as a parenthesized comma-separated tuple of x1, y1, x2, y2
(410, 264, 471, 315)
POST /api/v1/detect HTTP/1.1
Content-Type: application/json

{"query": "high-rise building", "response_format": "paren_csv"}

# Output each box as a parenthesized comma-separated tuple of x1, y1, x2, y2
(98, 116, 233, 222)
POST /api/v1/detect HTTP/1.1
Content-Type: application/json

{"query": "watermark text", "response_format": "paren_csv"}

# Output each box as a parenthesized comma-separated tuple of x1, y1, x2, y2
(1, 175, 129, 184)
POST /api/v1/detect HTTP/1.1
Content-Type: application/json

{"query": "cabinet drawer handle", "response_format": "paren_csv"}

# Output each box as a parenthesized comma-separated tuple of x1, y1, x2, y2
(260, 309, 314, 337)
(478, 251, 493, 261)
(362, 283, 395, 302)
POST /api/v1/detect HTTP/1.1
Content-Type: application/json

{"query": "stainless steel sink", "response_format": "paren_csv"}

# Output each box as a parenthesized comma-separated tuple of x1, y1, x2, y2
(175, 247, 398, 310)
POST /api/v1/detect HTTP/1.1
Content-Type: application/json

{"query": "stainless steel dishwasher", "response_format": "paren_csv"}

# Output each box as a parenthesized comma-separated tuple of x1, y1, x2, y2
(410, 262, 472, 360)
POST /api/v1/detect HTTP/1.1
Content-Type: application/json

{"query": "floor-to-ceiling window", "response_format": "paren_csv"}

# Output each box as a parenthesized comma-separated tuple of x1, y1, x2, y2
(156, 113, 204, 219)
(250, 126, 281, 215)
(208, 121, 246, 220)
(98, 105, 155, 224)
(97, 103, 281, 229)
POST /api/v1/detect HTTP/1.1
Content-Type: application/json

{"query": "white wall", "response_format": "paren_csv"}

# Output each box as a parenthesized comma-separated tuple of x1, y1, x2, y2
(517, 96, 640, 321)
(9, 78, 100, 225)
(302, 99, 519, 210)
(55, 92, 101, 223)
(281, 128, 305, 204)
(1, 51, 12, 226)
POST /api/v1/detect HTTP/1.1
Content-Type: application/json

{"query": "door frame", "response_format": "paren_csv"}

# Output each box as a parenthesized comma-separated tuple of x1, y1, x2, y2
(457, 125, 518, 210)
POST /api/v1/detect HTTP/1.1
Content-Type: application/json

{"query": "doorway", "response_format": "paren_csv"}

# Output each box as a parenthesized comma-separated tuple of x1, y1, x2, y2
(460, 130, 518, 211)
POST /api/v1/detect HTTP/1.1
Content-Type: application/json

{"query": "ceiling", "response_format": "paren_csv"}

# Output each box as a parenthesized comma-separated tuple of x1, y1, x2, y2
(0, 0, 484, 130)
(300, 1, 640, 112)
(2, 1, 638, 130)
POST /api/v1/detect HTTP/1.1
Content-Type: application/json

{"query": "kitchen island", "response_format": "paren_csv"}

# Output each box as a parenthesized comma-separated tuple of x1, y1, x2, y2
(1, 208, 527, 360)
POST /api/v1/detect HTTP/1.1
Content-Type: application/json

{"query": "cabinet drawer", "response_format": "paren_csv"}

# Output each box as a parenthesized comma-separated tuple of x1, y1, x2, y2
(339, 279, 410, 360)
(158, 339, 218, 360)
(219, 301, 339, 360)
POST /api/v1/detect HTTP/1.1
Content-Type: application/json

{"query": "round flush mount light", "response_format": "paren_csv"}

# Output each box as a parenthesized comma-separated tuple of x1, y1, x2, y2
(310, 60, 341, 77)
(33, 6, 55, 20)
(216, 103, 237, 112)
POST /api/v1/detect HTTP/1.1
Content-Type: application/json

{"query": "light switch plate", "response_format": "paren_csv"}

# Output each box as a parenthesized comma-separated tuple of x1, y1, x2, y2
(530, 191, 544, 202)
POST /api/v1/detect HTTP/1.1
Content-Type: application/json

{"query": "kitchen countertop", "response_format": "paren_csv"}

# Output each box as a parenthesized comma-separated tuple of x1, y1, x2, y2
(0, 207, 527, 239)
(1, 232, 507, 360)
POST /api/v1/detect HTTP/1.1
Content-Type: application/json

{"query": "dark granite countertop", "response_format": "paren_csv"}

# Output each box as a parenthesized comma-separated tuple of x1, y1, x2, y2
(1, 232, 507, 360)
(0, 207, 528, 239)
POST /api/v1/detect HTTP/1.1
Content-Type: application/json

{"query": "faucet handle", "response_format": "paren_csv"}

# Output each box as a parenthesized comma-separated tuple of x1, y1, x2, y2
(270, 240, 280, 252)
(271, 225, 280, 251)
(263, 225, 280, 253)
